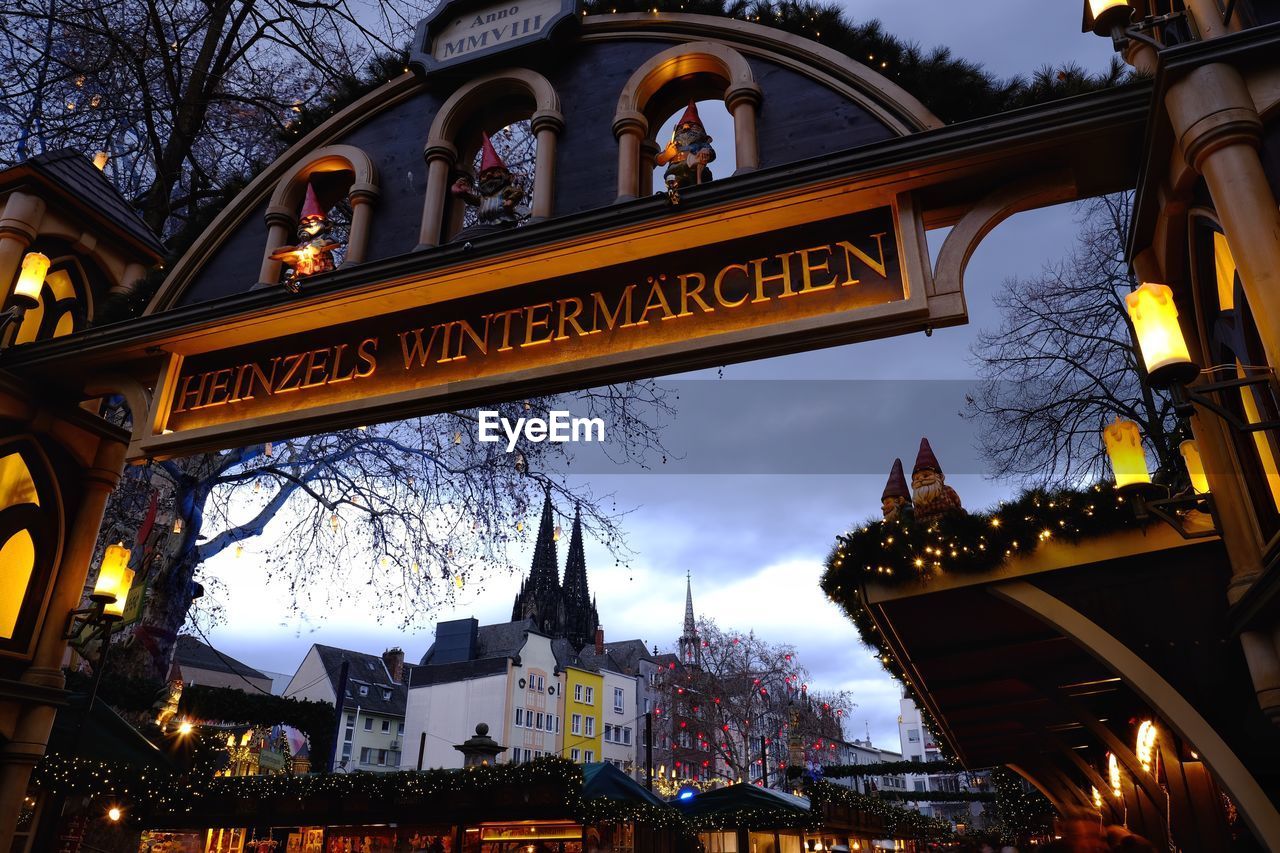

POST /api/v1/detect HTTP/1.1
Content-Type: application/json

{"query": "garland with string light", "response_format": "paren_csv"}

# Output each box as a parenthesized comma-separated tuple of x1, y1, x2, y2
(876, 790, 995, 803)
(805, 781, 954, 839)
(983, 768, 1053, 843)
(178, 684, 335, 769)
(787, 759, 960, 780)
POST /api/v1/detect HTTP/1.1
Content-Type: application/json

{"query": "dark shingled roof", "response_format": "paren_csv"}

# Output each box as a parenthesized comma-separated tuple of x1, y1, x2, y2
(8, 149, 165, 257)
(175, 635, 269, 682)
(409, 656, 509, 687)
(313, 644, 409, 717)
(412, 619, 540, 689)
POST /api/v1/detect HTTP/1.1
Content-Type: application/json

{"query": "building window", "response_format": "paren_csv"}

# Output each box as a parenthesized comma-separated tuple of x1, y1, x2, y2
(546, 715, 555, 732)
(573, 714, 582, 735)
(614, 687, 624, 713)
(585, 686, 595, 705)
(907, 729, 920, 743)
(382, 719, 390, 733)
(344, 728, 354, 743)
(346, 713, 355, 725)
(397, 721, 404, 735)
(604, 724, 612, 742)
(516, 709, 524, 727)
(571, 748, 581, 761)
(913, 780, 926, 792)
(360, 747, 371, 764)
(644, 698, 651, 714)
(342, 742, 352, 758)
(575, 684, 583, 702)
(536, 712, 544, 729)
(584, 750, 594, 762)
(585, 717, 595, 737)
(623, 727, 632, 746)
(364, 717, 373, 731)
(359, 685, 369, 696)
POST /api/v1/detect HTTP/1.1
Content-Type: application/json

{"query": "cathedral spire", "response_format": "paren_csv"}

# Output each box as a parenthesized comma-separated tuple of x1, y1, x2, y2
(512, 488, 562, 628)
(562, 504, 598, 650)
(679, 570, 701, 667)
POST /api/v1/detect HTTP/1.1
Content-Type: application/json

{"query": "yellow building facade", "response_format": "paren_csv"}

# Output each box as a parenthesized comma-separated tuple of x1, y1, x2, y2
(563, 665, 602, 764)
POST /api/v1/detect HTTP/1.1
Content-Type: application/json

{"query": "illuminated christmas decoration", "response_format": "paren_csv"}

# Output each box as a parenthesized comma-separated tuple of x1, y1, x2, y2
(1180, 440, 1210, 495)
(1136, 720, 1157, 774)
(1108, 753, 1122, 799)
(13, 252, 50, 306)
(1103, 419, 1151, 490)
(1125, 282, 1197, 387)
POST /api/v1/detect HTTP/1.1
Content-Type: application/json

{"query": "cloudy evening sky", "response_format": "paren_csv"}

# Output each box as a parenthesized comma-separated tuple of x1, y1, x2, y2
(197, 1, 1117, 752)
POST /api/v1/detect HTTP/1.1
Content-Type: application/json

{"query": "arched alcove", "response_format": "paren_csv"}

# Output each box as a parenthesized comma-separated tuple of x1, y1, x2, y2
(258, 144, 378, 287)
(613, 41, 761, 201)
(418, 68, 563, 248)
(0, 435, 62, 658)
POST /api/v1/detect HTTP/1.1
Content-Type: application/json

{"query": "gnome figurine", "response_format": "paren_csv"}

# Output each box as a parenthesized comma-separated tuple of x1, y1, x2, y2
(452, 132, 528, 231)
(911, 438, 963, 526)
(881, 458, 914, 523)
(270, 182, 340, 293)
(655, 100, 716, 203)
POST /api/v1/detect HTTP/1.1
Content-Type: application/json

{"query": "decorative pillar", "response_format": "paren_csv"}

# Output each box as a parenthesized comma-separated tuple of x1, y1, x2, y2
(343, 183, 379, 266)
(0, 429, 127, 851)
(257, 206, 296, 287)
(725, 83, 763, 174)
(0, 192, 45, 294)
(1166, 64, 1280, 370)
(639, 139, 660, 197)
(417, 140, 458, 250)
(613, 111, 647, 202)
(530, 110, 564, 222)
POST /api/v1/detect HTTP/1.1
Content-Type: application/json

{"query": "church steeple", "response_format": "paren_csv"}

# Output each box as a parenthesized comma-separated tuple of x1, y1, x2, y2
(512, 489, 565, 634)
(561, 505, 599, 650)
(679, 571, 701, 667)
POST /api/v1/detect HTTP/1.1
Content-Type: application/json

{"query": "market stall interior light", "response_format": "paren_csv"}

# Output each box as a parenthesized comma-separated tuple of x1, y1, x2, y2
(1126, 282, 1198, 387)
(12, 252, 50, 307)
(1103, 419, 1151, 491)
(1136, 720, 1157, 774)
(1180, 440, 1211, 494)
(1108, 752, 1123, 799)
(103, 569, 133, 619)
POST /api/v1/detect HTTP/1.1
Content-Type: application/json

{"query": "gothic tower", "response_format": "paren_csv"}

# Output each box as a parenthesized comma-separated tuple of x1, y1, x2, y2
(511, 489, 566, 636)
(679, 571, 701, 667)
(561, 505, 599, 650)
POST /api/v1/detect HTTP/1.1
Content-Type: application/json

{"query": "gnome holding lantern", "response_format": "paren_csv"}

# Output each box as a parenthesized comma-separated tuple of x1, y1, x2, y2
(911, 438, 963, 526)
(270, 182, 340, 293)
(881, 458, 913, 523)
(452, 132, 528, 231)
(655, 100, 716, 203)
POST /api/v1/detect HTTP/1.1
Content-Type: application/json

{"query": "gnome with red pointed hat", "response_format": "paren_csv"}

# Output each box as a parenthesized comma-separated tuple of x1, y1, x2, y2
(452, 132, 527, 230)
(881, 457, 913, 523)
(911, 437, 963, 526)
(270, 182, 340, 292)
(655, 100, 716, 201)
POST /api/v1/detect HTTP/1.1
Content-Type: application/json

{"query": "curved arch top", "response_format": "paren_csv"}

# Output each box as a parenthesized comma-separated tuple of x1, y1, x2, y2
(266, 143, 379, 212)
(427, 66, 562, 147)
(614, 40, 756, 124)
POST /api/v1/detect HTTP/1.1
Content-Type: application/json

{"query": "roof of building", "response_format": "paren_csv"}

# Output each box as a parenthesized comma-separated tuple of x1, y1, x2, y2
(9, 149, 166, 257)
(596, 639, 660, 673)
(412, 619, 545, 689)
(174, 635, 270, 683)
(409, 656, 509, 687)
(313, 644, 409, 717)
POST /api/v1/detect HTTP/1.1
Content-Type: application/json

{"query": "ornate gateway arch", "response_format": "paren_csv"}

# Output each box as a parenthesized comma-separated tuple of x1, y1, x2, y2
(0, 0, 1167, 844)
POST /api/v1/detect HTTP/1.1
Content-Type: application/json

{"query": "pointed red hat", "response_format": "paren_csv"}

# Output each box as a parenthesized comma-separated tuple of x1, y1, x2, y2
(882, 458, 910, 501)
(913, 437, 942, 475)
(299, 182, 325, 223)
(479, 132, 508, 173)
(677, 99, 703, 127)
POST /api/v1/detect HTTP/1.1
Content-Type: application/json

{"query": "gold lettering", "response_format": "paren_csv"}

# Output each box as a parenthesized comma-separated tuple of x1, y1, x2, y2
(713, 263, 750, 308)
(274, 353, 308, 394)
(750, 252, 796, 303)
(205, 368, 233, 407)
(172, 373, 205, 414)
(301, 348, 330, 389)
(399, 327, 443, 368)
(591, 285, 637, 331)
(556, 297, 590, 340)
(329, 344, 356, 384)
(797, 245, 837, 293)
(455, 316, 491, 358)
(523, 302, 555, 347)
(489, 308, 524, 352)
(639, 278, 676, 323)
(678, 272, 713, 317)
(356, 337, 378, 378)
(836, 233, 888, 284)
(434, 322, 456, 363)
(245, 358, 280, 400)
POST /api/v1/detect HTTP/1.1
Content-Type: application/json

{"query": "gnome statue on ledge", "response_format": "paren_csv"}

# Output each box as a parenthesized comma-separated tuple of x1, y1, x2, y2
(881, 458, 913, 524)
(655, 100, 716, 204)
(270, 182, 340, 293)
(452, 132, 528, 235)
(911, 437, 963, 526)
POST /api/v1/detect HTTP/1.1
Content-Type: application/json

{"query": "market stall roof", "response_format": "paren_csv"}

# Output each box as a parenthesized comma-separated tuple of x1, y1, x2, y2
(48, 693, 175, 772)
(675, 783, 810, 820)
(582, 761, 666, 807)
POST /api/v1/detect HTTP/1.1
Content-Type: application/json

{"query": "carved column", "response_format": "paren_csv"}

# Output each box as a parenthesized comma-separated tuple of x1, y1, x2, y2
(343, 182, 380, 266)
(530, 110, 565, 222)
(0, 427, 127, 852)
(613, 111, 647, 202)
(418, 140, 458, 250)
(725, 83, 763, 174)
(639, 139, 659, 197)
(257, 206, 296, 287)
(1166, 64, 1280, 369)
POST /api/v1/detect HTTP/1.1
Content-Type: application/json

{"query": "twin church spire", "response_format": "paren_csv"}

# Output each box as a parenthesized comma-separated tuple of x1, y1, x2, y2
(511, 489, 599, 650)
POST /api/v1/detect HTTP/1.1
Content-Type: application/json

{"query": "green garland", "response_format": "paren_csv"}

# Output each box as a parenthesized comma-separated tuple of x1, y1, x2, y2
(178, 684, 335, 769)
(820, 485, 1154, 714)
(806, 781, 954, 839)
